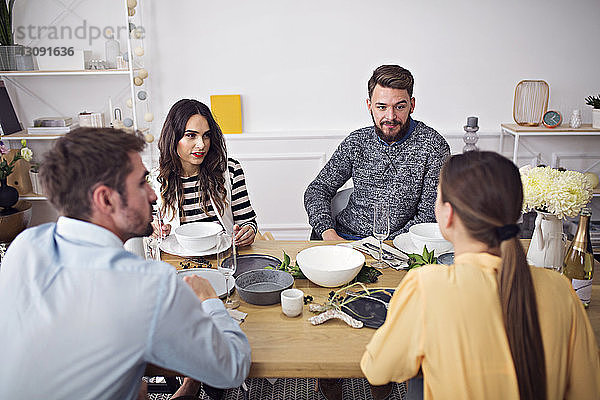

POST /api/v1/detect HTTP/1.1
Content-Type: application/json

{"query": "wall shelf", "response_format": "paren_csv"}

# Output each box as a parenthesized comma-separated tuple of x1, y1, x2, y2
(0, 69, 131, 77)
(1, 130, 66, 140)
(20, 193, 47, 201)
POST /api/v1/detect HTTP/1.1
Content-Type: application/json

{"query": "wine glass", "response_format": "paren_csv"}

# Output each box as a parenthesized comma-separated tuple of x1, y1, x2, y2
(372, 202, 390, 268)
(217, 231, 239, 309)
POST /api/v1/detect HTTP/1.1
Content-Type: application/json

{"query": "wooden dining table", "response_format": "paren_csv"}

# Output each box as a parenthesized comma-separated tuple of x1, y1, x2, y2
(159, 239, 600, 379)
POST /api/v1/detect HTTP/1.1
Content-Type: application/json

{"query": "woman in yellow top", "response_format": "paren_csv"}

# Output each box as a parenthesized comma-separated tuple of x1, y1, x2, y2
(361, 151, 600, 399)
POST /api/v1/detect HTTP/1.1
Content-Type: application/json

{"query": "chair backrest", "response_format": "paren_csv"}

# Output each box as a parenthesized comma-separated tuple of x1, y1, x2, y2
(256, 231, 275, 240)
(331, 187, 353, 218)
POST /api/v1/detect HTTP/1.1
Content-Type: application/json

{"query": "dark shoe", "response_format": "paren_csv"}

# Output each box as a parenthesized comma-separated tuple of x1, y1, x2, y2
(318, 378, 342, 400)
(369, 382, 393, 400)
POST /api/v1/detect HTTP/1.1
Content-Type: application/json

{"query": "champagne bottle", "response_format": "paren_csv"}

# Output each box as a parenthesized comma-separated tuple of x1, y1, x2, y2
(563, 208, 594, 307)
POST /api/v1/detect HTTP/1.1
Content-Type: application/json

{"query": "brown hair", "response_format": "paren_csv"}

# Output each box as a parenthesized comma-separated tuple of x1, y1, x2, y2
(157, 99, 228, 218)
(440, 151, 546, 400)
(367, 65, 414, 99)
(40, 127, 146, 220)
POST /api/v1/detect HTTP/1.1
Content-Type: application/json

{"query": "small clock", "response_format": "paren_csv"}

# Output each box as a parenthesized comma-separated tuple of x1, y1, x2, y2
(542, 110, 562, 128)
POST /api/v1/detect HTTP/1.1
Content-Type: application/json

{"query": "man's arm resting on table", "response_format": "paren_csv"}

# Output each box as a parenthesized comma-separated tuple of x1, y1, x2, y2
(146, 272, 251, 389)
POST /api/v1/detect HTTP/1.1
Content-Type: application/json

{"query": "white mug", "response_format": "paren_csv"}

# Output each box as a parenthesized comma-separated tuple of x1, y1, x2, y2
(281, 288, 304, 317)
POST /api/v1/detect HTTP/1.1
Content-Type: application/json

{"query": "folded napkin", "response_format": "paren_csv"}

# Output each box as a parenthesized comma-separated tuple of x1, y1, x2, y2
(228, 309, 247, 324)
(350, 236, 409, 270)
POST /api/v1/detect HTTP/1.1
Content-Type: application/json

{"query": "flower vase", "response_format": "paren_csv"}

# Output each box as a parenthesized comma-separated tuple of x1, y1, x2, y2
(526, 211, 563, 268)
(0, 178, 19, 212)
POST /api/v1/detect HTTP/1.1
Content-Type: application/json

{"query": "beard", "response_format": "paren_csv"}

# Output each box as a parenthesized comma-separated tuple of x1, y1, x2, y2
(372, 113, 412, 144)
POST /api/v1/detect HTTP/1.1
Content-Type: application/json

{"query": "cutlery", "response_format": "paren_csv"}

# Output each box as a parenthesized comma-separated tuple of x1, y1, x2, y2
(363, 242, 408, 261)
(345, 291, 389, 309)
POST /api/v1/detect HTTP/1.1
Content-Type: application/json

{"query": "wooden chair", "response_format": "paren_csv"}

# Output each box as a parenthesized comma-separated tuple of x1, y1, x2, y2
(256, 231, 275, 240)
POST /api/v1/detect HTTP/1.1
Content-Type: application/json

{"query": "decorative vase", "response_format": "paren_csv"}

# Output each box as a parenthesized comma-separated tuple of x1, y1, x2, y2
(0, 178, 19, 211)
(526, 211, 563, 268)
(0, 45, 24, 71)
(593, 109, 600, 129)
(569, 109, 582, 128)
(29, 170, 43, 195)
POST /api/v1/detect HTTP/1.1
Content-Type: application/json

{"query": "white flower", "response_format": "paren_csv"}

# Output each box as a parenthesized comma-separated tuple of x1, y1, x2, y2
(521, 166, 593, 218)
(20, 147, 33, 162)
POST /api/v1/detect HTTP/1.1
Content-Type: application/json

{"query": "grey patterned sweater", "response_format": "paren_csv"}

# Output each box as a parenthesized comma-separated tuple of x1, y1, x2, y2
(304, 120, 450, 239)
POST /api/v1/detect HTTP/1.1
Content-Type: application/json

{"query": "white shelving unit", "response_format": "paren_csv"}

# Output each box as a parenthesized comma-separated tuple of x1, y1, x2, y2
(499, 123, 600, 165)
(0, 2, 143, 202)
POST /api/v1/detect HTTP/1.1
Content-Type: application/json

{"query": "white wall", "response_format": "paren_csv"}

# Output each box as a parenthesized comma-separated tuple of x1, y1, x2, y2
(7, 0, 600, 237)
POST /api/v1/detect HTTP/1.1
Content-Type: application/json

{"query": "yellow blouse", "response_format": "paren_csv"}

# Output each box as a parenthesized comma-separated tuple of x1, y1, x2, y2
(361, 252, 600, 399)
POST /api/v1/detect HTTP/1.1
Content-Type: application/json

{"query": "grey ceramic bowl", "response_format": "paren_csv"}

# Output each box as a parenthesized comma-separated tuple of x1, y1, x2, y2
(235, 269, 294, 306)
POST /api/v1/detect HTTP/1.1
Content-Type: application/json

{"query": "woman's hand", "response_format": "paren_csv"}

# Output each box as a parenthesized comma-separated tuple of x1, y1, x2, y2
(151, 219, 171, 238)
(233, 224, 255, 247)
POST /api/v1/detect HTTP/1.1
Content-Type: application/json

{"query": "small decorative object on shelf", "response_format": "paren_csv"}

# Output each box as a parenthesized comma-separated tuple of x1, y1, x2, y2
(584, 94, 600, 129)
(29, 163, 43, 195)
(513, 80, 549, 126)
(563, 208, 594, 307)
(569, 109, 582, 128)
(104, 29, 120, 69)
(462, 116, 479, 152)
(542, 110, 562, 128)
(520, 165, 593, 268)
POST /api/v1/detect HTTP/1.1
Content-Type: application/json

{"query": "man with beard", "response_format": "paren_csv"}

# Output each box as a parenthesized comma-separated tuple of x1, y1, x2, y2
(0, 128, 250, 400)
(305, 65, 450, 242)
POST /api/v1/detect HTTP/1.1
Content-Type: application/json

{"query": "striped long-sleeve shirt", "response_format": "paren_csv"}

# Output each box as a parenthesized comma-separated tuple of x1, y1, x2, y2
(180, 158, 258, 233)
(304, 120, 450, 239)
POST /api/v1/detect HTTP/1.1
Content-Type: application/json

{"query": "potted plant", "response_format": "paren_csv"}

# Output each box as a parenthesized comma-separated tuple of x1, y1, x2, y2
(585, 94, 600, 129)
(0, 0, 18, 70)
(0, 0, 32, 71)
(0, 139, 32, 211)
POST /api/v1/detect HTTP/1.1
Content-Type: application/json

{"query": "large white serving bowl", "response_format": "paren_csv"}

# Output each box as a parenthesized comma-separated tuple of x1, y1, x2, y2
(174, 221, 223, 252)
(296, 245, 365, 287)
(409, 222, 453, 255)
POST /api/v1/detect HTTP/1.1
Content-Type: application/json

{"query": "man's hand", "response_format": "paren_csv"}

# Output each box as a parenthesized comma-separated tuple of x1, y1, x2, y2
(183, 275, 218, 301)
(321, 229, 344, 241)
(151, 219, 171, 238)
(233, 224, 255, 247)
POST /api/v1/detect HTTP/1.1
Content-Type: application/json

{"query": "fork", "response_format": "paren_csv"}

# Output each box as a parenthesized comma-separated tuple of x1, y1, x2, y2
(345, 291, 389, 309)
(363, 242, 408, 261)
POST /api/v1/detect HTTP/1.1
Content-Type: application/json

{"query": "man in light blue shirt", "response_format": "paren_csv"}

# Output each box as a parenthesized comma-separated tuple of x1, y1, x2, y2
(0, 128, 251, 399)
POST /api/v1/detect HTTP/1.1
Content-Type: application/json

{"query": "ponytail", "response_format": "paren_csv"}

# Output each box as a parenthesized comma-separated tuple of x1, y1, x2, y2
(499, 237, 546, 400)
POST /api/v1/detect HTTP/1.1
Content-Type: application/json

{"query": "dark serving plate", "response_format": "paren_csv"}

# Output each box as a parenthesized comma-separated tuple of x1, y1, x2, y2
(341, 289, 395, 329)
(437, 252, 455, 265)
(221, 254, 282, 278)
(235, 269, 294, 305)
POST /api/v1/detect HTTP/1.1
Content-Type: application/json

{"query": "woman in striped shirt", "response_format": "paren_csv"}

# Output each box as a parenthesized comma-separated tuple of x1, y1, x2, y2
(153, 99, 257, 246)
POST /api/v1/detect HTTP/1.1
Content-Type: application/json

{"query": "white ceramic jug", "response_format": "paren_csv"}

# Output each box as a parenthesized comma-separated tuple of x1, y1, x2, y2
(526, 211, 563, 268)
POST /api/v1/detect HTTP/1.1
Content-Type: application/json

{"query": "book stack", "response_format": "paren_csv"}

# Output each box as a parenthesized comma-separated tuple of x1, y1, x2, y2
(27, 117, 78, 135)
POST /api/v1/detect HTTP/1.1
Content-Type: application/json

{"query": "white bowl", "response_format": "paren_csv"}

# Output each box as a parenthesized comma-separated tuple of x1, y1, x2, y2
(296, 245, 365, 287)
(174, 222, 223, 252)
(408, 222, 453, 255)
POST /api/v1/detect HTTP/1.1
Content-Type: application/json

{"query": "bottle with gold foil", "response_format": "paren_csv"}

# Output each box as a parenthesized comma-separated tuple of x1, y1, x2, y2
(563, 208, 594, 307)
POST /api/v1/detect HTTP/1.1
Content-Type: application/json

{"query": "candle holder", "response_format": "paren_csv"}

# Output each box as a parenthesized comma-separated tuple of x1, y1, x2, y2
(463, 116, 479, 152)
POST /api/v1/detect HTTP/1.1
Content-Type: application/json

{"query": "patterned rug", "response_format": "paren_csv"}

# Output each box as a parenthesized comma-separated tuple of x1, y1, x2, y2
(149, 378, 407, 400)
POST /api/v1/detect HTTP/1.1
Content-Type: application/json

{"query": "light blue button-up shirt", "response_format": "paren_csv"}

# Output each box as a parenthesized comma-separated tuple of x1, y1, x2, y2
(0, 217, 251, 399)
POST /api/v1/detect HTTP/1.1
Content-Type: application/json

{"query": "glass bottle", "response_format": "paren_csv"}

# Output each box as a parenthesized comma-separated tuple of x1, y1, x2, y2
(105, 33, 120, 69)
(562, 208, 594, 307)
